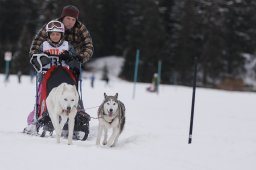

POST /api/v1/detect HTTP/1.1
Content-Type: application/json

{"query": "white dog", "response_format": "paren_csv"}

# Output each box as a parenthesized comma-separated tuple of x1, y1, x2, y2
(96, 93, 126, 147)
(46, 82, 79, 145)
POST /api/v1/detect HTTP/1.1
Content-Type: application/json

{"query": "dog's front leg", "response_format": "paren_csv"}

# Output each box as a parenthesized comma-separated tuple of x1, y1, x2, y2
(96, 124, 103, 145)
(68, 114, 75, 145)
(113, 132, 121, 146)
(107, 127, 120, 147)
(59, 115, 68, 142)
(55, 114, 61, 143)
(102, 127, 108, 145)
(60, 115, 67, 138)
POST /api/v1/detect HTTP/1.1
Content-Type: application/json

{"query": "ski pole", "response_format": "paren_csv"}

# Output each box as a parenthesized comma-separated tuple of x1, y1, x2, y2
(33, 73, 40, 123)
(79, 63, 83, 101)
(188, 56, 198, 144)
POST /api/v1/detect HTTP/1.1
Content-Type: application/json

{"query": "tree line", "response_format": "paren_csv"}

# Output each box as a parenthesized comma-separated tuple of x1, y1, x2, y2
(0, 0, 256, 87)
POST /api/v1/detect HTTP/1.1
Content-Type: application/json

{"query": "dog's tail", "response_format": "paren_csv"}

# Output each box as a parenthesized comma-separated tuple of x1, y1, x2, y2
(118, 101, 126, 133)
(120, 117, 125, 134)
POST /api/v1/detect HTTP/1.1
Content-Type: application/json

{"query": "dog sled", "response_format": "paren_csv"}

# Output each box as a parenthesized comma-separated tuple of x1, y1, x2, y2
(23, 53, 90, 141)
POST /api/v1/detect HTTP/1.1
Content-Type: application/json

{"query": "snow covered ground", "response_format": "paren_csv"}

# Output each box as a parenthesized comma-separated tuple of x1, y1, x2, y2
(1, 60, 256, 169)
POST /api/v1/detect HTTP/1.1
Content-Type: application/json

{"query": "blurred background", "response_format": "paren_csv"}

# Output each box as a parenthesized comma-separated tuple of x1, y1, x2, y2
(1, 0, 256, 90)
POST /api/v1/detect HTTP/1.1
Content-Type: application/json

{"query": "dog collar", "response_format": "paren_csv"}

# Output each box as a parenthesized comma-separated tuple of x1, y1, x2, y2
(103, 114, 118, 124)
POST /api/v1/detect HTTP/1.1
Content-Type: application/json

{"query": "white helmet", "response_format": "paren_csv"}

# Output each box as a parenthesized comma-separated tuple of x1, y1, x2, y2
(46, 20, 65, 33)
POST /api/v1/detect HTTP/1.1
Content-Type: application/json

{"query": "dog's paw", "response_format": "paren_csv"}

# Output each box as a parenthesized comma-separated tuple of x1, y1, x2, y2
(102, 141, 107, 145)
(96, 140, 101, 145)
(106, 141, 115, 147)
(106, 143, 115, 147)
(68, 139, 73, 145)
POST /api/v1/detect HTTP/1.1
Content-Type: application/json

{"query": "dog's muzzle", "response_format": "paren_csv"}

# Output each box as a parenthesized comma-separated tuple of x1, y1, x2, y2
(62, 106, 71, 115)
(108, 109, 113, 117)
(67, 106, 71, 112)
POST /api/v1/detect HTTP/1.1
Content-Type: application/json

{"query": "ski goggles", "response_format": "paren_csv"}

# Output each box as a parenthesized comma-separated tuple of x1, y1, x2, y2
(46, 21, 64, 32)
(47, 21, 62, 29)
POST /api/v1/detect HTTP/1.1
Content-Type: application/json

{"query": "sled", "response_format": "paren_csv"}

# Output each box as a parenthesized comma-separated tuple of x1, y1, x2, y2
(24, 54, 90, 141)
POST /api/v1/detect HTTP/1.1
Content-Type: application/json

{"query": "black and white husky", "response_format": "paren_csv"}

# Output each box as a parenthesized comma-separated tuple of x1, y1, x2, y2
(96, 93, 126, 147)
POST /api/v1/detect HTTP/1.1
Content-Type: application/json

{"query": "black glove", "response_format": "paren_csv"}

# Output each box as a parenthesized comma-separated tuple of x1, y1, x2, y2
(59, 51, 70, 61)
(72, 55, 84, 63)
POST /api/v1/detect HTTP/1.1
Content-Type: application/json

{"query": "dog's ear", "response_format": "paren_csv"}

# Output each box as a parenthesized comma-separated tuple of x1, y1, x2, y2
(115, 93, 118, 99)
(61, 83, 67, 94)
(104, 92, 107, 99)
(72, 85, 79, 100)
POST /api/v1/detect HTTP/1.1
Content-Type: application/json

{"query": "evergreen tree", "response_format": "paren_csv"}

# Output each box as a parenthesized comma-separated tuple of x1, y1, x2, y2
(221, 0, 256, 77)
(158, 0, 175, 84)
(1, 0, 256, 90)
(120, 0, 167, 82)
(170, 0, 202, 85)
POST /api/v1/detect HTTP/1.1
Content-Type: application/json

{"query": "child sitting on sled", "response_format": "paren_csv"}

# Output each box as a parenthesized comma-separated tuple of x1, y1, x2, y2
(25, 20, 76, 133)
(31, 20, 76, 72)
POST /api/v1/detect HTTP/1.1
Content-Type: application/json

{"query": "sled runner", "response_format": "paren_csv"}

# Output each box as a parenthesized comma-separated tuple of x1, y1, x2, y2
(24, 54, 90, 141)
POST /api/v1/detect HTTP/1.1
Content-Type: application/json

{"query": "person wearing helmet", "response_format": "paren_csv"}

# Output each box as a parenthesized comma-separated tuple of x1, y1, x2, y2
(29, 5, 93, 64)
(32, 20, 76, 71)
(43, 20, 75, 59)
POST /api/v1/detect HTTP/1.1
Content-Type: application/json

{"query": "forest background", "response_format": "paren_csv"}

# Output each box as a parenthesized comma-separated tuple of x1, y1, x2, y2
(1, 0, 256, 89)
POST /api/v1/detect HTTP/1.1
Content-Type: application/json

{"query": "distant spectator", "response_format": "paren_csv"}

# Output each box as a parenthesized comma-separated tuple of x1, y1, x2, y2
(90, 74, 95, 88)
(17, 70, 22, 84)
(105, 75, 109, 86)
(146, 73, 158, 92)
(5, 73, 10, 83)
(30, 69, 35, 83)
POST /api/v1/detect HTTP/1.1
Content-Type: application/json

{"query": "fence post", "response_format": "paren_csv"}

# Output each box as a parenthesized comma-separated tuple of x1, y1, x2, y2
(132, 49, 140, 99)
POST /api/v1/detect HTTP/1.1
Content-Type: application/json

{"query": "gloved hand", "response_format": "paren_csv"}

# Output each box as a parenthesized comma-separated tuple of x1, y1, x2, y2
(77, 54, 86, 63)
(59, 50, 70, 61)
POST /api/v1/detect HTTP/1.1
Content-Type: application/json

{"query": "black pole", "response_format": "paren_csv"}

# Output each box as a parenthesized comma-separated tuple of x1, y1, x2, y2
(188, 56, 198, 144)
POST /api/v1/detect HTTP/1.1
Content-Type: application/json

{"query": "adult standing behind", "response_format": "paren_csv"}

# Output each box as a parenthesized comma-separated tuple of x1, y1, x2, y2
(29, 5, 93, 63)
